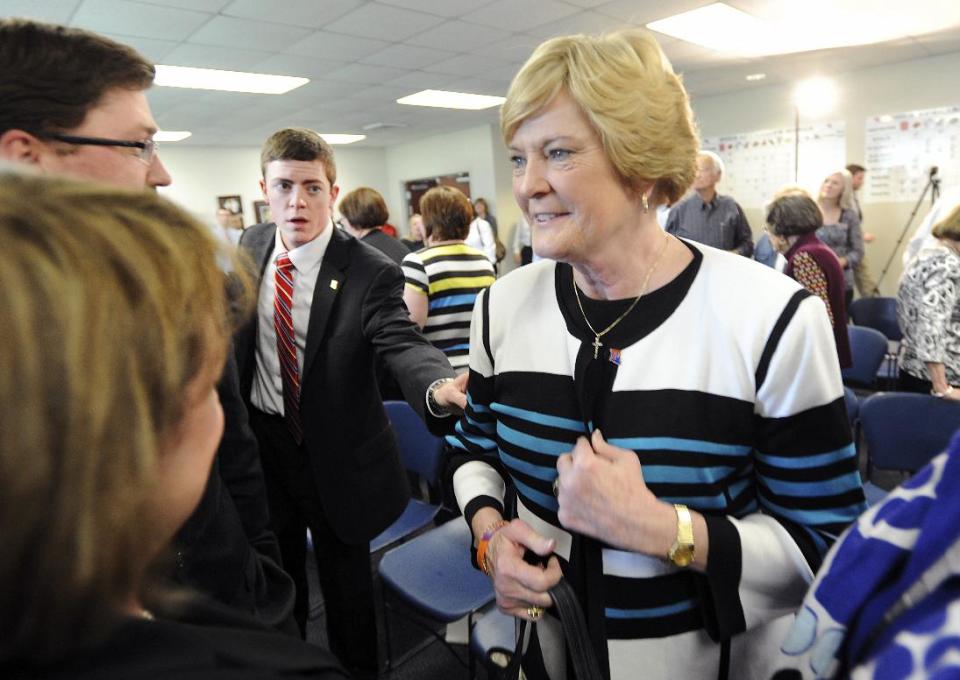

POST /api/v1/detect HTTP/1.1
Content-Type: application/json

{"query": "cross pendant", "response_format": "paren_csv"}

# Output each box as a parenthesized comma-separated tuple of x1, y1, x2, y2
(592, 335, 602, 359)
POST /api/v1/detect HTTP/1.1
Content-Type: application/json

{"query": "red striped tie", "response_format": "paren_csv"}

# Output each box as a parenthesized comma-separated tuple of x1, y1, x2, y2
(274, 252, 302, 444)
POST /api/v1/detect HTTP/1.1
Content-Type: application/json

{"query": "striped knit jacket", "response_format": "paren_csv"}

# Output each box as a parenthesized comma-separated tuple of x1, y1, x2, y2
(450, 242, 867, 680)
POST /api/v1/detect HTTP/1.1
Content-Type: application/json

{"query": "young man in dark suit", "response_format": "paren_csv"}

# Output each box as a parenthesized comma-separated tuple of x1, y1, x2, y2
(0, 18, 295, 632)
(235, 127, 467, 677)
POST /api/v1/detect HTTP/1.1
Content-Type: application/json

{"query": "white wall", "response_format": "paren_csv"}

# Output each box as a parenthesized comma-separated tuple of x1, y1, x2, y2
(690, 49, 960, 294)
(158, 145, 388, 227)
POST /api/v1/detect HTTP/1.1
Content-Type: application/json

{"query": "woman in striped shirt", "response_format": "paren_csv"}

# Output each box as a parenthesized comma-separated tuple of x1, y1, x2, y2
(401, 186, 496, 373)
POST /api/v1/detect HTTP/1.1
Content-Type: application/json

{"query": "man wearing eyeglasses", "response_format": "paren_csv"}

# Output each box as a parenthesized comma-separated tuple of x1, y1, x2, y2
(0, 18, 296, 632)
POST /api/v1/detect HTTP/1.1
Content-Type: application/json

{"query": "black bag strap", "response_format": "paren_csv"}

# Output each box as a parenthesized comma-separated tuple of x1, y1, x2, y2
(504, 579, 604, 680)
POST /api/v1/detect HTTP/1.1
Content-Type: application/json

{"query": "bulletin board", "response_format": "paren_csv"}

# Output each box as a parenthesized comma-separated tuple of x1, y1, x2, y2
(701, 121, 846, 209)
(863, 105, 960, 203)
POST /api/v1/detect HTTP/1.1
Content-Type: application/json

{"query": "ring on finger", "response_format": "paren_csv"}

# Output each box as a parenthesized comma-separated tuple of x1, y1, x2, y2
(552, 477, 559, 497)
(527, 605, 543, 620)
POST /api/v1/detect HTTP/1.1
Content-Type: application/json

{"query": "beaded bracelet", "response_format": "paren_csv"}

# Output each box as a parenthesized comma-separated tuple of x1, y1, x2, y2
(931, 386, 955, 398)
(476, 519, 509, 576)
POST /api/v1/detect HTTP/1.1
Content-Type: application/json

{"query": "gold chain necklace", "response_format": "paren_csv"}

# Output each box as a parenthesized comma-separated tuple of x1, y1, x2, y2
(573, 231, 670, 359)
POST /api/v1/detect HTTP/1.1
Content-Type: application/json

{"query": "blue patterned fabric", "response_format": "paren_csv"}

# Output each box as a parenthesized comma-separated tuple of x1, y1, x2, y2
(776, 432, 960, 679)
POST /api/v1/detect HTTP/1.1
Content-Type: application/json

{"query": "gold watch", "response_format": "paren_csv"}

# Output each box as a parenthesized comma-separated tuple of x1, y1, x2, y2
(667, 504, 695, 567)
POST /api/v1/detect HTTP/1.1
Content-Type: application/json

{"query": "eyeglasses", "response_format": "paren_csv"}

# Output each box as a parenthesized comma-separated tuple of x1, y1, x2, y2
(41, 133, 159, 164)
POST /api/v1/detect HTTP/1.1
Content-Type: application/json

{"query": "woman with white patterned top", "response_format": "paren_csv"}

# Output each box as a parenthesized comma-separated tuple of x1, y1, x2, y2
(897, 202, 960, 400)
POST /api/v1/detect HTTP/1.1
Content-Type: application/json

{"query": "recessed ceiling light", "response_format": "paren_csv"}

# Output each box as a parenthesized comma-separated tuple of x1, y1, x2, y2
(746, 73, 766, 81)
(397, 90, 505, 110)
(154, 130, 191, 142)
(648, 1, 960, 57)
(320, 134, 366, 145)
(154, 65, 308, 95)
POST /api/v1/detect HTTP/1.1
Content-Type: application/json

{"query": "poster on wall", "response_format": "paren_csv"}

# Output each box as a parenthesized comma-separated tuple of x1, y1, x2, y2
(864, 105, 960, 203)
(701, 121, 846, 209)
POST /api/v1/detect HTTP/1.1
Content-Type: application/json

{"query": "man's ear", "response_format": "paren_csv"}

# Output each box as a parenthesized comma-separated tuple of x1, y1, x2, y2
(259, 177, 267, 199)
(0, 129, 46, 166)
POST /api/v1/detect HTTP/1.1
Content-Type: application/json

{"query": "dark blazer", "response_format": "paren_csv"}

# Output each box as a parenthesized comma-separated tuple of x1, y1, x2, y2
(173, 352, 295, 630)
(361, 227, 411, 265)
(235, 224, 455, 545)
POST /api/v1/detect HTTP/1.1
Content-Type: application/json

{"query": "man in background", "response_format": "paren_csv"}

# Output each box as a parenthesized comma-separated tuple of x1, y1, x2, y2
(666, 150, 754, 256)
(0, 18, 295, 630)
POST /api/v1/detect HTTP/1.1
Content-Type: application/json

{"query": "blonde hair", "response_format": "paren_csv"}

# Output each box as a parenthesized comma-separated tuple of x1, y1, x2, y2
(819, 169, 856, 212)
(500, 29, 698, 205)
(0, 173, 251, 663)
(932, 203, 960, 242)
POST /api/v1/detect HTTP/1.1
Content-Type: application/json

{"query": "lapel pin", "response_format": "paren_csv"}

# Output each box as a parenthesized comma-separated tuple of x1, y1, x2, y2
(330, 279, 339, 290)
(609, 348, 622, 366)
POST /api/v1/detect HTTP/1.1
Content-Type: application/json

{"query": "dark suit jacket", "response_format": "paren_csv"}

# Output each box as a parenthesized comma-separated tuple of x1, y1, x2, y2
(361, 227, 411, 265)
(235, 224, 455, 545)
(173, 352, 296, 630)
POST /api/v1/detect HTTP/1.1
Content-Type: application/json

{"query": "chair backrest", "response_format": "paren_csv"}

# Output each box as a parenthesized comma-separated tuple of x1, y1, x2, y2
(384, 400, 445, 485)
(844, 386, 859, 424)
(842, 326, 889, 388)
(849, 297, 902, 342)
(860, 392, 960, 471)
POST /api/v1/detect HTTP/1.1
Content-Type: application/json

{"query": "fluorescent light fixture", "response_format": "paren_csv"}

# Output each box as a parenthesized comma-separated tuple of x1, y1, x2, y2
(648, 1, 960, 57)
(397, 89, 505, 110)
(155, 65, 308, 95)
(154, 130, 191, 142)
(320, 134, 366, 145)
(793, 77, 838, 118)
(746, 73, 766, 81)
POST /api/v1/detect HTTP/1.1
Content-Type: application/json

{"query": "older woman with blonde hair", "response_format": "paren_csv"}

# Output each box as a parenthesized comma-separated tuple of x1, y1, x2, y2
(0, 174, 345, 678)
(817, 168, 864, 306)
(447, 29, 864, 680)
(897, 203, 960, 399)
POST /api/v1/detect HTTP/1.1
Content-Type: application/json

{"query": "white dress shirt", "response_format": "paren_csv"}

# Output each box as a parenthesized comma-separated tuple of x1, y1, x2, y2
(251, 226, 333, 415)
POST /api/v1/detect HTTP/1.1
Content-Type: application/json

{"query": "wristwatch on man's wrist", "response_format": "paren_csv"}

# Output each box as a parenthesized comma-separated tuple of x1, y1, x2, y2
(426, 377, 455, 418)
(667, 504, 695, 568)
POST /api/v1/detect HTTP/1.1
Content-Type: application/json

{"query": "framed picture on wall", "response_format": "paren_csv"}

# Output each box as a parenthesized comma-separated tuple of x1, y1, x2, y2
(217, 194, 243, 228)
(253, 200, 272, 224)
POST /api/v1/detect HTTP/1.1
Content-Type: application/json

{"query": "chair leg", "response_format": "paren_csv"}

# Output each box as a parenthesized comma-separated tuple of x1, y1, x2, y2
(468, 612, 476, 680)
(381, 577, 394, 675)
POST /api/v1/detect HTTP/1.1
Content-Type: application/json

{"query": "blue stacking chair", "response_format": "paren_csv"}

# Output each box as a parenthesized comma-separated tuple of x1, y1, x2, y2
(844, 386, 860, 424)
(378, 517, 495, 674)
(849, 298, 902, 388)
(842, 326, 889, 390)
(860, 392, 960, 505)
(849, 297, 901, 342)
(369, 401, 446, 553)
(469, 605, 517, 677)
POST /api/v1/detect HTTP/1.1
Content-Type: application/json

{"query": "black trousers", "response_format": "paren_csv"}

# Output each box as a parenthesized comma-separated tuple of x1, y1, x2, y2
(249, 408, 378, 676)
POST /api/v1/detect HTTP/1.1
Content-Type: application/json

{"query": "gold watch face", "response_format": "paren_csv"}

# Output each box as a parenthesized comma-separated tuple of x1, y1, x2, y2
(669, 544, 694, 568)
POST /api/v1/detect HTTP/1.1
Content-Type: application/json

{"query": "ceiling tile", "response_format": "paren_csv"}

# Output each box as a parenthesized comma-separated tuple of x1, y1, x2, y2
(463, 0, 579, 33)
(221, 0, 364, 28)
(140, 0, 233, 11)
(99, 31, 180, 61)
(161, 43, 274, 70)
(285, 30, 389, 61)
(71, 0, 212, 40)
(406, 19, 512, 52)
(376, 0, 491, 18)
(423, 53, 511, 77)
(323, 3, 444, 41)
(360, 43, 457, 69)
(323, 63, 410, 85)
(438, 76, 509, 96)
(469, 34, 541, 61)
(187, 15, 312, 50)
(526, 9, 629, 38)
(252, 53, 350, 79)
(594, 0, 708, 24)
(561, 0, 614, 7)
(387, 70, 457, 92)
(2, 0, 82, 24)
